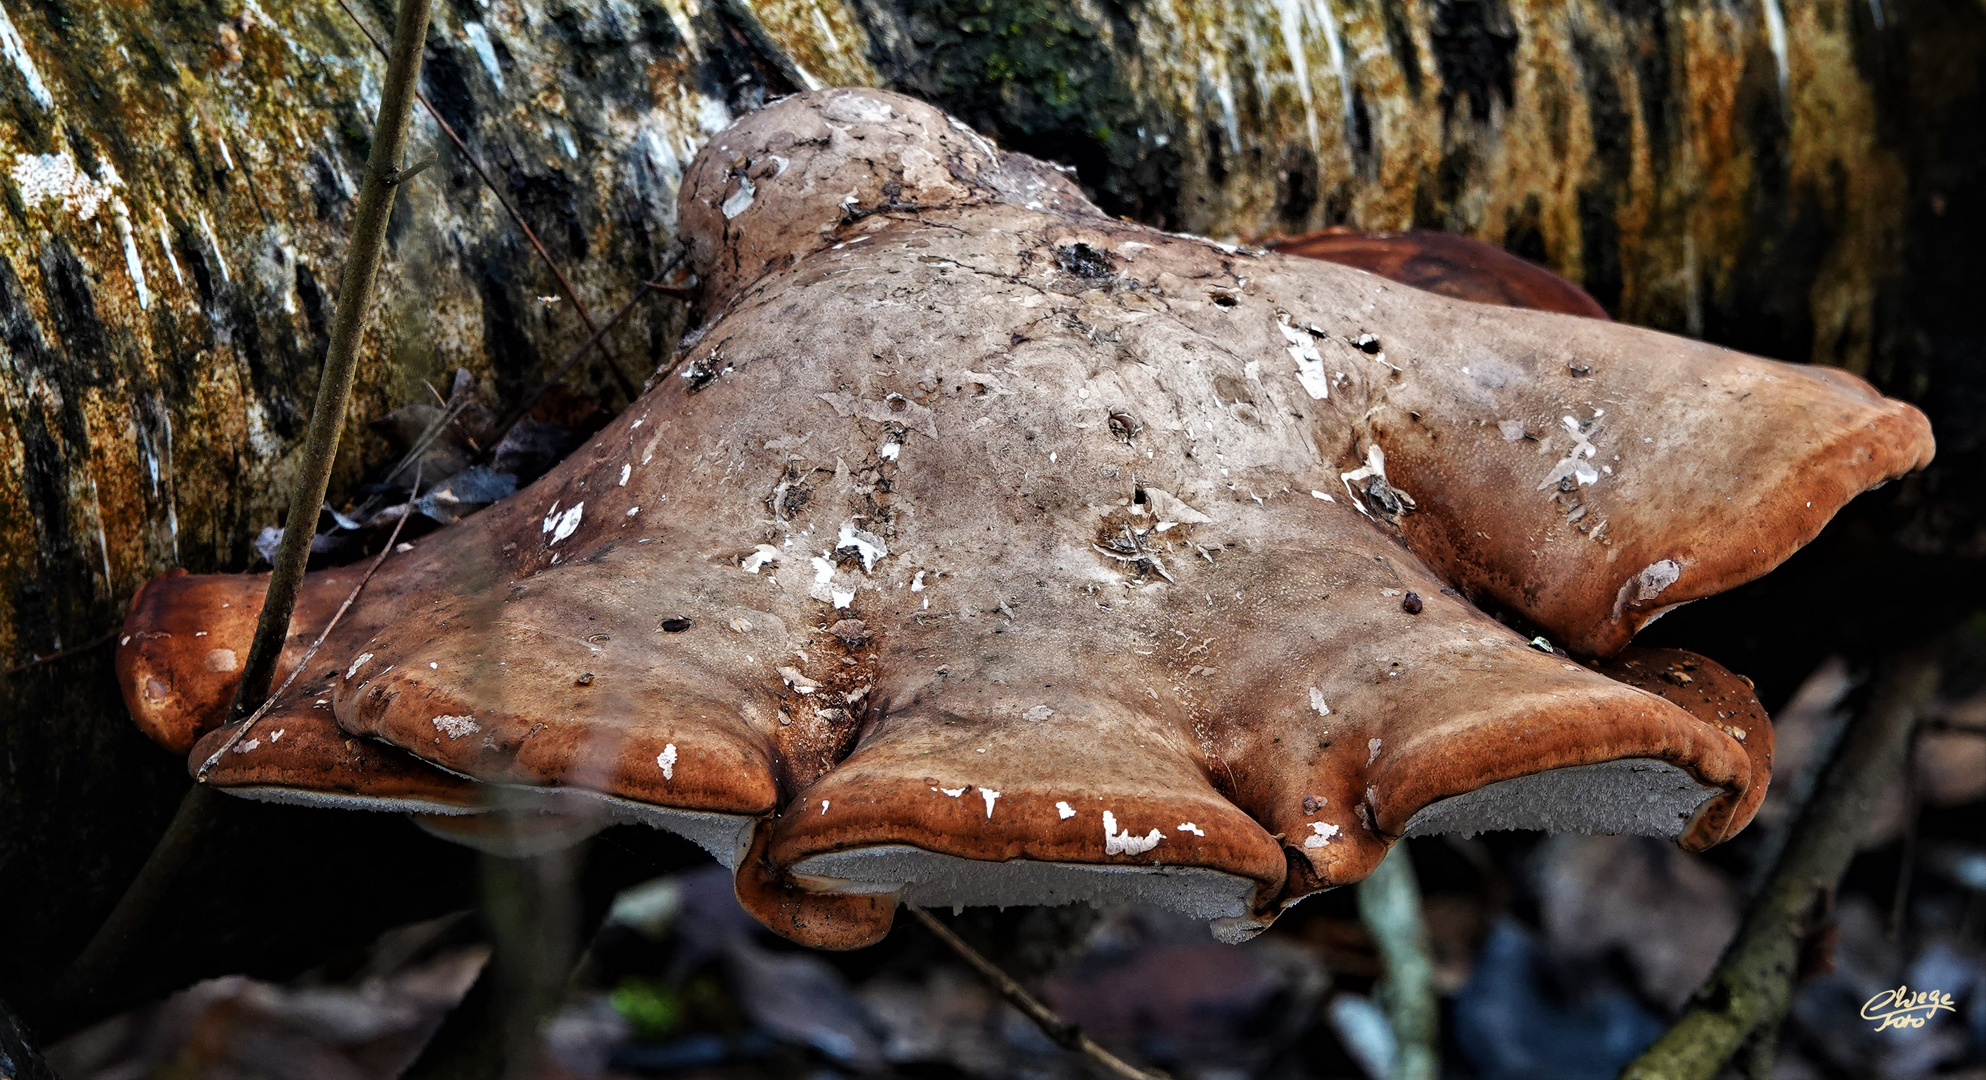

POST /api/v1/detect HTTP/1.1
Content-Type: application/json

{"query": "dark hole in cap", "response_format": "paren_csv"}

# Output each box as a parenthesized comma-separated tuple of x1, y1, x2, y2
(660, 618, 693, 633)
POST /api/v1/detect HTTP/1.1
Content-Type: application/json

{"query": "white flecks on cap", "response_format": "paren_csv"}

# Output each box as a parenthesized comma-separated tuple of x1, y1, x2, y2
(346, 652, 374, 680)
(742, 544, 780, 573)
(1102, 810, 1163, 856)
(657, 743, 678, 780)
(1177, 822, 1205, 836)
(1303, 821, 1340, 849)
(980, 789, 1001, 818)
(1277, 319, 1330, 400)
(1056, 801, 1076, 819)
(1309, 687, 1330, 716)
(432, 715, 479, 739)
(721, 174, 755, 219)
(544, 502, 584, 545)
(836, 521, 889, 572)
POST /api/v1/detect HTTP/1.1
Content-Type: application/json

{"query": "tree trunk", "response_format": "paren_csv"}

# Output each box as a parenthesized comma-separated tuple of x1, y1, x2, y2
(1, 0, 1979, 1022)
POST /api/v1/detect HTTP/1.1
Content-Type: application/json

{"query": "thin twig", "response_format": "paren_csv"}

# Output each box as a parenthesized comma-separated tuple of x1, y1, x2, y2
(1888, 756, 1921, 939)
(51, 784, 225, 1018)
(226, 0, 437, 724)
(1356, 839, 1439, 1080)
(327, 0, 642, 401)
(3, 630, 117, 676)
(198, 465, 423, 779)
(905, 905, 1164, 1080)
(379, 374, 477, 487)
(1620, 650, 1942, 1080)
(488, 278, 687, 444)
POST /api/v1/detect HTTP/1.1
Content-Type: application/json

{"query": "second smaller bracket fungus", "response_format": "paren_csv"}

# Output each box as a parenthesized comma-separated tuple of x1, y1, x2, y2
(1274, 227, 1614, 320)
(116, 89, 1929, 950)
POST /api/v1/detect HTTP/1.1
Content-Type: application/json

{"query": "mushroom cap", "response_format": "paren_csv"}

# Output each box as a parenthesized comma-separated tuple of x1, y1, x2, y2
(120, 567, 364, 753)
(133, 566, 498, 826)
(118, 89, 1930, 949)
(1275, 228, 1612, 320)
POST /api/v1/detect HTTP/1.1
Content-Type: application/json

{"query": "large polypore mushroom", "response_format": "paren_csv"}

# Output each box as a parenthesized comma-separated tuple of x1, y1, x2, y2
(117, 89, 1933, 949)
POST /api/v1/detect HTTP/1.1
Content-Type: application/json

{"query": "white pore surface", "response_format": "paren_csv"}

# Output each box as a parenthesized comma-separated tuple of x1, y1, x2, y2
(1402, 758, 1719, 839)
(228, 785, 480, 817)
(791, 845, 1261, 930)
(588, 795, 758, 868)
(224, 784, 757, 866)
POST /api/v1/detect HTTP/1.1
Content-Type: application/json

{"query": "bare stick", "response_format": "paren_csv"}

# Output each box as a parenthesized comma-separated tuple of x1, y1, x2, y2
(1619, 650, 1941, 1080)
(51, 784, 224, 1016)
(905, 905, 1164, 1080)
(198, 466, 423, 778)
(56, 466, 426, 1017)
(1357, 839, 1439, 1080)
(3, 630, 116, 676)
(489, 278, 687, 443)
(327, 0, 642, 401)
(226, 0, 437, 726)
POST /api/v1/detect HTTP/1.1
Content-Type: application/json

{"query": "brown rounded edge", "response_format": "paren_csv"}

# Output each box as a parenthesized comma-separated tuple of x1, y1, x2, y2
(190, 683, 484, 809)
(1586, 646, 1774, 851)
(733, 819, 898, 950)
(1365, 674, 1753, 847)
(1580, 390, 1937, 657)
(764, 776, 1289, 902)
(117, 568, 367, 753)
(118, 569, 218, 753)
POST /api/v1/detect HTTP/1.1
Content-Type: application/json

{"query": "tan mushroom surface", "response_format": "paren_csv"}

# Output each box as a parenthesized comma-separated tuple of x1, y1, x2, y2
(116, 89, 1932, 949)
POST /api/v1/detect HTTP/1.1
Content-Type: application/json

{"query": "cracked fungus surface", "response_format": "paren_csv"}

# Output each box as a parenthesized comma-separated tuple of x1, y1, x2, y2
(120, 90, 1933, 949)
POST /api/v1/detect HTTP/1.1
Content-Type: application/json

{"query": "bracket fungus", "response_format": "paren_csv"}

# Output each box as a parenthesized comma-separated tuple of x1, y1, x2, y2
(117, 89, 1934, 950)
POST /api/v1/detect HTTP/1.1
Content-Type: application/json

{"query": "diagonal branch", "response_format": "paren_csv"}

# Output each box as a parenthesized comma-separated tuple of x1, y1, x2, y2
(906, 905, 1165, 1080)
(55, 0, 439, 1022)
(1619, 650, 1941, 1080)
(57, 471, 430, 1017)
